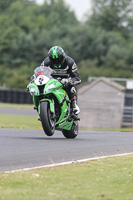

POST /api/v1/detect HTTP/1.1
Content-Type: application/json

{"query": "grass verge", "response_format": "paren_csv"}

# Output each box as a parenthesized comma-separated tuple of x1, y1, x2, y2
(0, 114, 41, 129)
(0, 155, 133, 200)
(79, 127, 133, 132)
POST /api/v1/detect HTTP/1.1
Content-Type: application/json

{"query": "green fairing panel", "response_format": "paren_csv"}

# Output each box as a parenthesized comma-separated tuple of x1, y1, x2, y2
(29, 82, 39, 96)
(44, 79, 71, 127)
(56, 121, 73, 131)
(55, 102, 70, 125)
(44, 78, 62, 95)
(45, 79, 69, 102)
(38, 104, 40, 115)
(45, 78, 70, 122)
(33, 96, 39, 108)
(50, 84, 70, 125)
(30, 77, 73, 131)
(28, 82, 39, 108)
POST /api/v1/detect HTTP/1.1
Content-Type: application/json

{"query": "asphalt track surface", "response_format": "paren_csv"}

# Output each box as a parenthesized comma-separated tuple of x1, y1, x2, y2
(0, 107, 133, 172)
(0, 107, 37, 116)
(0, 128, 133, 172)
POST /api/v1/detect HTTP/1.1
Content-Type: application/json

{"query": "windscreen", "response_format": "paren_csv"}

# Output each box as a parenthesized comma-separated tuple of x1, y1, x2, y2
(34, 66, 54, 79)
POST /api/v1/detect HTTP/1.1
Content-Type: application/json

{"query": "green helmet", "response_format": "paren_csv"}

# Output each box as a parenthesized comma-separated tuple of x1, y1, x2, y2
(48, 46, 65, 65)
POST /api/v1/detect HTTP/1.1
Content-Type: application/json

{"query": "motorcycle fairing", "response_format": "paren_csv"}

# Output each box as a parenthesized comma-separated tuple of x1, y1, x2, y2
(28, 73, 74, 131)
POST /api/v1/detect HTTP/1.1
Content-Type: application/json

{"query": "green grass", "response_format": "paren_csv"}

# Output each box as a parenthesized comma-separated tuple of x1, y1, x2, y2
(0, 103, 41, 129)
(0, 114, 41, 129)
(0, 155, 133, 200)
(79, 127, 133, 132)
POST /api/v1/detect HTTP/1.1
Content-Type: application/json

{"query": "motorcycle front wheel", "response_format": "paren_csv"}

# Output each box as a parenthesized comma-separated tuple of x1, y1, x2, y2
(62, 122, 78, 139)
(40, 101, 55, 136)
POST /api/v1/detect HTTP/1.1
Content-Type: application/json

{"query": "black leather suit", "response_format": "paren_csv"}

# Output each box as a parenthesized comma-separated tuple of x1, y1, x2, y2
(40, 55, 81, 100)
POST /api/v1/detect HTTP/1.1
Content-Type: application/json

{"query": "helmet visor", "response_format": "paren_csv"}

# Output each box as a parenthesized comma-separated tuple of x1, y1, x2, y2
(50, 56, 64, 64)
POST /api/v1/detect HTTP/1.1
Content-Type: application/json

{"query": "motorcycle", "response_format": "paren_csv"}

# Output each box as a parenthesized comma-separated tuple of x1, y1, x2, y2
(27, 66, 79, 138)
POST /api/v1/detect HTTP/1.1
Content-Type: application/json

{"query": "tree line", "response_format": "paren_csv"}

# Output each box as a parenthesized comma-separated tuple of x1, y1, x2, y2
(0, 0, 133, 88)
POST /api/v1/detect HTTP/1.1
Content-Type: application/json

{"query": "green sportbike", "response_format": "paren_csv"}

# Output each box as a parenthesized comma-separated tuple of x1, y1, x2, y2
(28, 66, 79, 139)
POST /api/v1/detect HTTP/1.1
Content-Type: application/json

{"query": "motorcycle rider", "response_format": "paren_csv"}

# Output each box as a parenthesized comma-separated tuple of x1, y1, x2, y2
(31, 46, 81, 115)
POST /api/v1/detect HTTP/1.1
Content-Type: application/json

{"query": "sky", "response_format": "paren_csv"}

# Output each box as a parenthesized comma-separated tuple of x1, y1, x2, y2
(35, 0, 92, 21)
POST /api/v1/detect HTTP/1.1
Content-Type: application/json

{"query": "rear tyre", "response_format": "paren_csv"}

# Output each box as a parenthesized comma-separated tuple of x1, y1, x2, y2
(40, 101, 55, 136)
(62, 122, 78, 139)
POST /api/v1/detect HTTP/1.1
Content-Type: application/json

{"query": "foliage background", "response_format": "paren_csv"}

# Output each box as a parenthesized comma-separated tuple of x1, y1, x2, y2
(0, 0, 133, 88)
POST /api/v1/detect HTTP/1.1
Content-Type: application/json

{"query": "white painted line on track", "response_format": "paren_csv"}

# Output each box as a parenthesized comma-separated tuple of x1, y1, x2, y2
(5, 152, 133, 173)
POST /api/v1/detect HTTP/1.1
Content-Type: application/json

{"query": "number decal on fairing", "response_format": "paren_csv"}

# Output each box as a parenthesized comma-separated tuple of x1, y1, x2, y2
(35, 75, 49, 85)
(39, 77, 44, 85)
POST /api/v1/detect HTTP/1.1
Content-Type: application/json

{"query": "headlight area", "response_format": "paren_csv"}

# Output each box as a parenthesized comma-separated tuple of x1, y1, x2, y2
(30, 88, 39, 95)
(45, 83, 56, 93)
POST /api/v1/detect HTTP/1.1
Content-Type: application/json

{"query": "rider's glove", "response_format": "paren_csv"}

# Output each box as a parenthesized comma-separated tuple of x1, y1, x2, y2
(61, 78, 71, 84)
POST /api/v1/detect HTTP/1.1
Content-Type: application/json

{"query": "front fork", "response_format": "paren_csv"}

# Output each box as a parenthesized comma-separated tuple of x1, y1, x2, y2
(39, 99, 55, 116)
(33, 96, 55, 114)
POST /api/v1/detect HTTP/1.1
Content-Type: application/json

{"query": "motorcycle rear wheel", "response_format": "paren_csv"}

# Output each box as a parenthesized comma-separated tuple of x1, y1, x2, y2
(62, 122, 78, 139)
(40, 101, 55, 136)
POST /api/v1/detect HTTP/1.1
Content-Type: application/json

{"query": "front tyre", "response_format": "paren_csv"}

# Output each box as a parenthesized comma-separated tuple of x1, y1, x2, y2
(62, 122, 78, 139)
(40, 101, 55, 136)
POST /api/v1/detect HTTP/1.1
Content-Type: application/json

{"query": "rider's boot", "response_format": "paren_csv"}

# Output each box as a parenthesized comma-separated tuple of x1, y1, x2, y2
(71, 97, 80, 115)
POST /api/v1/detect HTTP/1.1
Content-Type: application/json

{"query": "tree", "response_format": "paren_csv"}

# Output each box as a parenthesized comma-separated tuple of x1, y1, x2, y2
(88, 0, 133, 34)
(0, 0, 18, 12)
(102, 44, 127, 69)
(0, 0, 81, 88)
